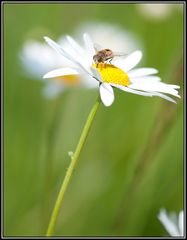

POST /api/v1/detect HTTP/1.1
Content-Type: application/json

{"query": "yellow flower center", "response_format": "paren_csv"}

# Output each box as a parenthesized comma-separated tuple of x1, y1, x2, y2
(92, 63, 130, 86)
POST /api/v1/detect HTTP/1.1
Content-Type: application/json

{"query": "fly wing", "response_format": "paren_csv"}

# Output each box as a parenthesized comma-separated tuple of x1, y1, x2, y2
(94, 43, 103, 52)
(112, 51, 128, 57)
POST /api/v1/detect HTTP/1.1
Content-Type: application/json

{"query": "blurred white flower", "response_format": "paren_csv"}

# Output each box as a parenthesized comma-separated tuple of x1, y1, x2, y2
(43, 34, 180, 107)
(137, 4, 183, 21)
(158, 208, 184, 236)
(21, 41, 64, 77)
(20, 22, 141, 99)
(73, 21, 143, 53)
(20, 39, 84, 99)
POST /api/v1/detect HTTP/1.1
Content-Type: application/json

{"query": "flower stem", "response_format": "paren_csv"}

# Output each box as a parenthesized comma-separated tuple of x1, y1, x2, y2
(46, 96, 101, 236)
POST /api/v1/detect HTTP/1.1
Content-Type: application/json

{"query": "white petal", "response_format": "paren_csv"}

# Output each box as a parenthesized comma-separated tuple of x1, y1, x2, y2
(128, 68, 158, 78)
(178, 211, 184, 236)
(43, 67, 79, 79)
(99, 83, 114, 107)
(65, 36, 91, 69)
(44, 36, 79, 65)
(83, 33, 96, 57)
(111, 84, 155, 97)
(90, 67, 103, 83)
(112, 50, 142, 72)
(66, 35, 85, 56)
(130, 76, 161, 83)
(129, 81, 180, 98)
(44, 36, 70, 60)
(111, 84, 177, 103)
(150, 92, 177, 103)
(158, 209, 180, 236)
(44, 36, 91, 76)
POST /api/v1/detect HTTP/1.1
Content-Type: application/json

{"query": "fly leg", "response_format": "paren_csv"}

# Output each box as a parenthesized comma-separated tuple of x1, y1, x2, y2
(109, 58, 113, 64)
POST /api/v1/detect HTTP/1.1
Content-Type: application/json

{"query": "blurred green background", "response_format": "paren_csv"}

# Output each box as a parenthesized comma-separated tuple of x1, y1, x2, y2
(4, 3, 184, 237)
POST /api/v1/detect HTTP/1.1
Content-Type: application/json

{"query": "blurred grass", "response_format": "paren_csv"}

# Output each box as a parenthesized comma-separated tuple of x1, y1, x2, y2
(4, 3, 184, 237)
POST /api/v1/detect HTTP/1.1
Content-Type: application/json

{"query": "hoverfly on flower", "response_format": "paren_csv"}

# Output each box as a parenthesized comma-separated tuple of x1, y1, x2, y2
(93, 43, 128, 67)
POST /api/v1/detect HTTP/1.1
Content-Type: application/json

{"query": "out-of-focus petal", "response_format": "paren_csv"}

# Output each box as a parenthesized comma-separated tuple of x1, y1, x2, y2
(158, 209, 181, 236)
(42, 81, 64, 99)
(178, 211, 184, 236)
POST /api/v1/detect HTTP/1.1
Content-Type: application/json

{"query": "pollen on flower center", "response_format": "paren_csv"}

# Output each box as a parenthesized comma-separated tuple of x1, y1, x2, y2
(92, 63, 130, 86)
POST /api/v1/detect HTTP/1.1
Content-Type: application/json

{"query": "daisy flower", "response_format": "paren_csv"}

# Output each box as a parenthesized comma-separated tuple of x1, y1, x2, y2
(20, 22, 140, 99)
(136, 3, 183, 21)
(158, 209, 184, 236)
(43, 33, 180, 106)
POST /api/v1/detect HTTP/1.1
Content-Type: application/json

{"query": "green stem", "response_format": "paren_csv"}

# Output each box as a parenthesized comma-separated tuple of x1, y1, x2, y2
(46, 96, 101, 236)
